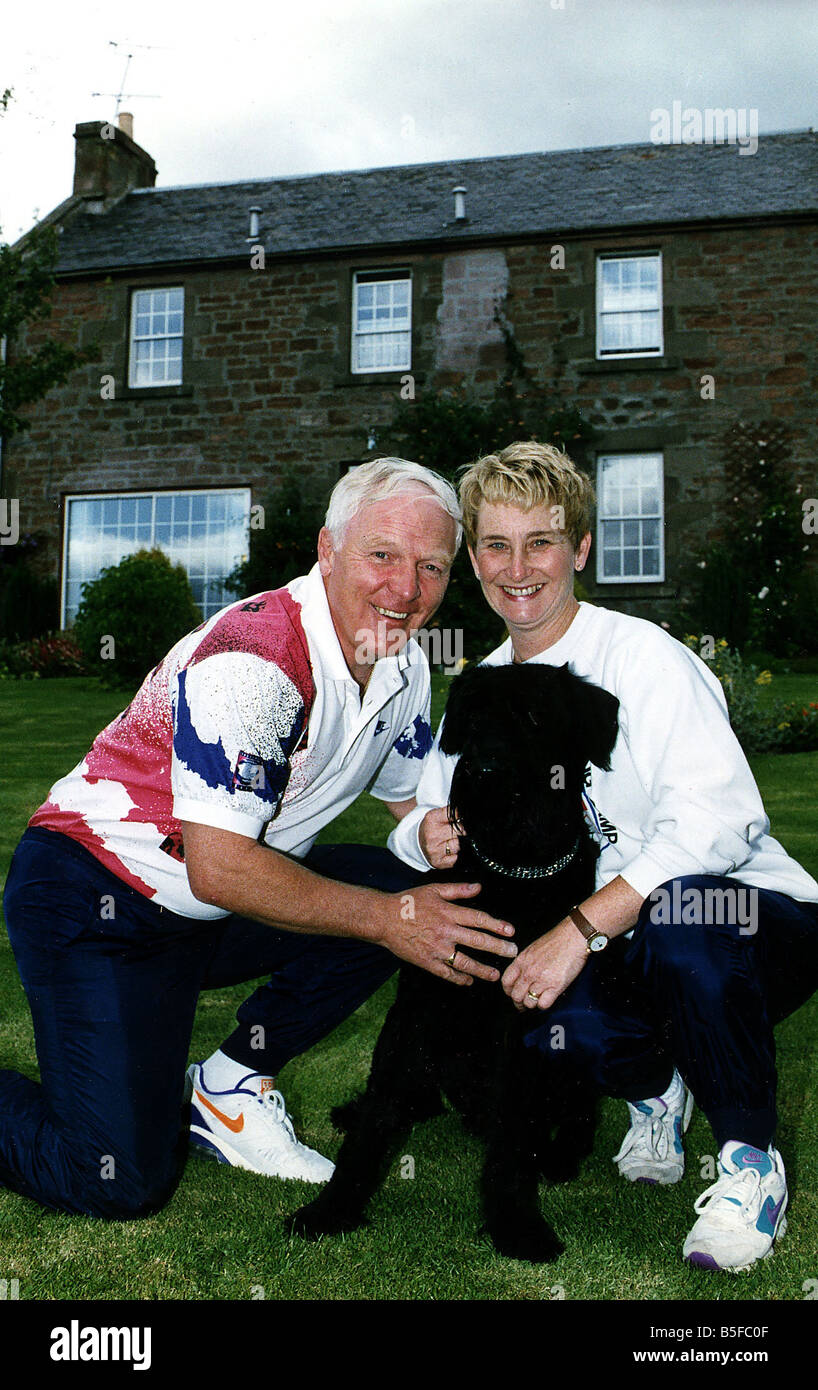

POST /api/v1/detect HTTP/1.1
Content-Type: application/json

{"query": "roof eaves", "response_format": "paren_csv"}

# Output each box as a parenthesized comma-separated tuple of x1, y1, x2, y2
(54, 204, 818, 280)
(12, 194, 85, 250)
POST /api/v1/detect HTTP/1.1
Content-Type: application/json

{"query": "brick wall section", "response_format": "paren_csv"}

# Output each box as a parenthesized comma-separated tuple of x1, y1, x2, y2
(5, 218, 817, 624)
(434, 250, 509, 379)
(504, 221, 818, 619)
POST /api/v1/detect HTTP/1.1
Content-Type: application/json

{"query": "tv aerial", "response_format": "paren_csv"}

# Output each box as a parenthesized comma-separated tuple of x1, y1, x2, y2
(91, 40, 164, 119)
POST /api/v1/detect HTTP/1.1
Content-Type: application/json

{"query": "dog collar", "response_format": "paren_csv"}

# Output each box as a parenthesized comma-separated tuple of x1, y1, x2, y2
(467, 836, 580, 880)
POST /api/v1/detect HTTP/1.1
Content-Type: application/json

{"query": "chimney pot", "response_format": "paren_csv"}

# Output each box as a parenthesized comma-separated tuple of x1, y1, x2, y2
(118, 111, 134, 140)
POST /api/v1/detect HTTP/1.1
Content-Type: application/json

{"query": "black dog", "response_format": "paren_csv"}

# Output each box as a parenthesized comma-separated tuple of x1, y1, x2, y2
(289, 662, 619, 1262)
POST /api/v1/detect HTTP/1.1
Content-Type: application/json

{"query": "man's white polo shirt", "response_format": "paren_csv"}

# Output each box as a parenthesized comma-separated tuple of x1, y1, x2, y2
(31, 565, 433, 919)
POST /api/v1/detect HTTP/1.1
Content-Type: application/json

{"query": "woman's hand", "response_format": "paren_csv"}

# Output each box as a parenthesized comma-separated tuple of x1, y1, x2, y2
(501, 918, 589, 1011)
(418, 806, 464, 869)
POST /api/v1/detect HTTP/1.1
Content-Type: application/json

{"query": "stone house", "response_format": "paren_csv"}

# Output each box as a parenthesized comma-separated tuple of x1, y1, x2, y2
(3, 117, 816, 629)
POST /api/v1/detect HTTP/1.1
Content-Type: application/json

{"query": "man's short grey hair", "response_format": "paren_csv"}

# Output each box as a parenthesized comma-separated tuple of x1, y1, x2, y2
(325, 457, 463, 551)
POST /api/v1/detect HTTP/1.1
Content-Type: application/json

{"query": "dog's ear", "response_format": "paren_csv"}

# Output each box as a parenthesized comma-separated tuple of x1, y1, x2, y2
(561, 666, 620, 770)
(439, 664, 486, 756)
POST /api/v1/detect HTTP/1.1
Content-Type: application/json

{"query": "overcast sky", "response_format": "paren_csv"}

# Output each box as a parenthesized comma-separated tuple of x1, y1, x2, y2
(1, 0, 815, 241)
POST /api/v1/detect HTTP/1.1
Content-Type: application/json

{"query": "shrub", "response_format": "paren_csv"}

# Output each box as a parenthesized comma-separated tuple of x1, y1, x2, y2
(680, 421, 817, 657)
(225, 469, 326, 598)
(72, 548, 201, 688)
(767, 700, 818, 753)
(0, 632, 86, 680)
(0, 530, 58, 641)
(682, 635, 818, 754)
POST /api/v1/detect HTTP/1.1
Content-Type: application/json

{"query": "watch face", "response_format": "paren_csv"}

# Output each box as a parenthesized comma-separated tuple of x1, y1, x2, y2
(588, 933, 608, 952)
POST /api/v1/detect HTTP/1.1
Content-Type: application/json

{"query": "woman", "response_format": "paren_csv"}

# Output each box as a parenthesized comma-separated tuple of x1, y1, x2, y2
(389, 440, 818, 1273)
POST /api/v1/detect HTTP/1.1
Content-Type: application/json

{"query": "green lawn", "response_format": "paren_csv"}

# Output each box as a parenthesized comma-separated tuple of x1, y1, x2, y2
(0, 673, 817, 1302)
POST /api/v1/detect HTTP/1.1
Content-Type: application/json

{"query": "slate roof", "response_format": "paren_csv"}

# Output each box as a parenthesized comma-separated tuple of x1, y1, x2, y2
(55, 131, 817, 276)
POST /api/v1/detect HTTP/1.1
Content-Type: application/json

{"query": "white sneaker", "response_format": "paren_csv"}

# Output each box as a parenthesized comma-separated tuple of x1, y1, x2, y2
(186, 1063, 334, 1182)
(613, 1070, 694, 1184)
(683, 1141, 787, 1272)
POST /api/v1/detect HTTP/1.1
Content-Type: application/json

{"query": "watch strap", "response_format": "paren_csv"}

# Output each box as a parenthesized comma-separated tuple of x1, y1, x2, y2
(569, 905, 607, 946)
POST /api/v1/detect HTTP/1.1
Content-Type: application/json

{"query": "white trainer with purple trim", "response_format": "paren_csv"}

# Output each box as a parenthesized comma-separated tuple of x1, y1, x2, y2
(613, 1069, 694, 1184)
(185, 1063, 335, 1182)
(683, 1141, 787, 1272)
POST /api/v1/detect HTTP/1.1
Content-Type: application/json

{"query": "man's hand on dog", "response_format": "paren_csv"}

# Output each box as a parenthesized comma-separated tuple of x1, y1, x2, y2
(419, 806, 464, 868)
(378, 881, 517, 985)
(501, 920, 588, 1011)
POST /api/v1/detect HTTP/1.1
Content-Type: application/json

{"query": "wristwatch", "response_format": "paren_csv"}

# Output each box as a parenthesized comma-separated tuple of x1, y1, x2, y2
(569, 905, 609, 954)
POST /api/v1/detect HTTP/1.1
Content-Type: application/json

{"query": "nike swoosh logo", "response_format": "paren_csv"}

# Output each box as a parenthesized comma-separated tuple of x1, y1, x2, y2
(757, 1195, 785, 1236)
(195, 1090, 245, 1133)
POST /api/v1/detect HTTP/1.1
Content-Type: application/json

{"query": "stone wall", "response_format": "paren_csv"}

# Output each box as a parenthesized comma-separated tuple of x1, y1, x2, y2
(5, 215, 816, 626)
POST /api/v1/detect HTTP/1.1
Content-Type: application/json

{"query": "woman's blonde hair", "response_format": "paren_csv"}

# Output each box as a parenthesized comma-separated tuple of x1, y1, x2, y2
(459, 441, 595, 549)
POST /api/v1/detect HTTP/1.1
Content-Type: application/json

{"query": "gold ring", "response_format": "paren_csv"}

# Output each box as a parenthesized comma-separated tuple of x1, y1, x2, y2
(446, 950, 458, 967)
(526, 989, 540, 1001)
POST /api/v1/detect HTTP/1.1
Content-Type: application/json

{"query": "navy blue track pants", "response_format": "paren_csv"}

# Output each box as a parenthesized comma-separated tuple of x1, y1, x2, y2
(525, 874, 818, 1150)
(0, 827, 420, 1218)
(4, 831, 818, 1217)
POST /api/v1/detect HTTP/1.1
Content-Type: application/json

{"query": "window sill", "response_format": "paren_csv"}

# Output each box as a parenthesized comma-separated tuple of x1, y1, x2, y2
(121, 384, 194, 400)
(578, 357, 681, 375)
(595, 579, 670, 589)
(334, 371, 424, 389)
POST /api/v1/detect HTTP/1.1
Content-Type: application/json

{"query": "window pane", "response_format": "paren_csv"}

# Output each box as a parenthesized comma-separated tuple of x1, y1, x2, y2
(352, 275, 411, 372)
(598, 257, 661, 355)
(130, 288, 184, 387)
(597, 456, 663, 583)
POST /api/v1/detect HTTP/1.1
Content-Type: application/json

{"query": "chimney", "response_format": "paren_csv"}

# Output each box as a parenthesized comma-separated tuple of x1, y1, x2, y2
(72, 118, 157, 210)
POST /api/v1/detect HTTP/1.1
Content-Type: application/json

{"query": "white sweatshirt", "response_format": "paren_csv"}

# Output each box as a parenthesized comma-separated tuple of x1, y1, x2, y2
(388, 602, 818, 904)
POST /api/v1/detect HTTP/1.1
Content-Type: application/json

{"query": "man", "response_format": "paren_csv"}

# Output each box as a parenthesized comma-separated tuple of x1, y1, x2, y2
(1, 457, 517, 1219)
